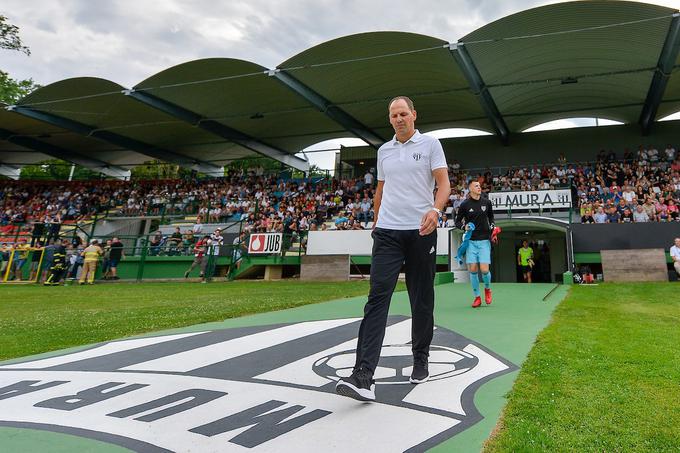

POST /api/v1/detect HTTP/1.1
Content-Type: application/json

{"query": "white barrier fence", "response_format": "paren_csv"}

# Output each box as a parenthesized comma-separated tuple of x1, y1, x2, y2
(306, 228, 468, 280)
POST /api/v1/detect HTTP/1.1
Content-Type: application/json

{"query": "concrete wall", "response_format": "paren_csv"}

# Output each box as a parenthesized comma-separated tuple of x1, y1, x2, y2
(341, 119, 680, 170)
(572, 223, 680, 253)
(601, 249, 668, 282)
(301, 255, 349, 281)
(307, 229, 453, 256)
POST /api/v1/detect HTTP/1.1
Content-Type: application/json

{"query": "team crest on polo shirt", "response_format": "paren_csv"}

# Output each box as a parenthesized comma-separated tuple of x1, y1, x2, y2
(482, 206, 487, 211)
(0, 315, 516, 452)
(412, 152, 422, 161)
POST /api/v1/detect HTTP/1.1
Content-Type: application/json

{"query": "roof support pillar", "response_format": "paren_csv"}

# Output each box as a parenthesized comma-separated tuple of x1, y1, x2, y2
(639, 12, 680, 136)
(123, 89, 309, 171)
(449, 42, 510, 145)
(271, 70, 386, 148)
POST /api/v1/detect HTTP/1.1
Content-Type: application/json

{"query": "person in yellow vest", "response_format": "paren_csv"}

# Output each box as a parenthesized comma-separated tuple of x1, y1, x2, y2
(79, 239, 103, 285)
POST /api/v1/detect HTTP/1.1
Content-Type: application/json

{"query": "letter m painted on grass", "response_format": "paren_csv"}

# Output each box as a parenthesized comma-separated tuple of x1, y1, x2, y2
(190, 399, 331, 448)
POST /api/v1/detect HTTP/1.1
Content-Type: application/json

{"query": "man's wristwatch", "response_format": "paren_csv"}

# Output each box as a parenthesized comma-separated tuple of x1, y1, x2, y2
(432, 207, 442, 218)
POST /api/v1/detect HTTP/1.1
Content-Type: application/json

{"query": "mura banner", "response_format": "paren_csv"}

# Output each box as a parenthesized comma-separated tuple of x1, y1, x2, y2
(488, 189, 571, 211)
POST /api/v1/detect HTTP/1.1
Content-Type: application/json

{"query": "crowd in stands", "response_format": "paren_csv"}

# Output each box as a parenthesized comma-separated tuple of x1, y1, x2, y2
(576, 145, 679, 223)
(2, 143, 680, 285)
(2, 144, 680, 246)
(447, 145, 680, 224)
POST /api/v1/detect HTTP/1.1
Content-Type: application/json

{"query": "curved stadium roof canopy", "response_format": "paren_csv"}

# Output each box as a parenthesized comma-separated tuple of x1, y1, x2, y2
(1, 0, 680, 179)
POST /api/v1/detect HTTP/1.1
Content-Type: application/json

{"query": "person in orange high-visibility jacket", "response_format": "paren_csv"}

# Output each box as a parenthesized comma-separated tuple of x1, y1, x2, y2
(79, 239, 102, 285)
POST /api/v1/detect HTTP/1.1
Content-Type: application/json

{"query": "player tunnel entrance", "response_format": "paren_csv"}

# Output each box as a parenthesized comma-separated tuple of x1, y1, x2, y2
(450, 217, 571, 284)
(492, 218, 571, 283)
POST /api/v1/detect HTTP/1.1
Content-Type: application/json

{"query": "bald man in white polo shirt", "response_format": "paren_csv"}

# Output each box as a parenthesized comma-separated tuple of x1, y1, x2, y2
(336, 96, 450, 402)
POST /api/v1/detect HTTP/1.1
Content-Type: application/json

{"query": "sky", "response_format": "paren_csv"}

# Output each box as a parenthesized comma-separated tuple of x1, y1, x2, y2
(2, 0, 679, 170)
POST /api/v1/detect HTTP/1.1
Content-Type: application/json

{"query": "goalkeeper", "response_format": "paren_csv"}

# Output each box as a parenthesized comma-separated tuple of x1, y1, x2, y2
(454, 180, 500, 307)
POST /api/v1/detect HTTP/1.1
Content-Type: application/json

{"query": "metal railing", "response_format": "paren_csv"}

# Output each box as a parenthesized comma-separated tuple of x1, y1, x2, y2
(0, 231, 307, 285)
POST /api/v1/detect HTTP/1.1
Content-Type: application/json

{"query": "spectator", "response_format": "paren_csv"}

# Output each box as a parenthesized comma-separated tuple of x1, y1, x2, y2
(642, 198, 657, 221)
(605, 206, 621, 223)
(358, 197, 372, 225)
(67, 242, 84, 281)
(10, 239, 30, 281)
(183, 230, 196, 253)
(668, 199, 678, 221)
(184, 235, 209, 282)
(671, 238, 680, 278)
(168, 227, 183, 255)
(633, 205, 650, 223)
(149, 230, 163, 256)
(364, 169, 374, 188)
(581, 209, 595, 224)
(31, 217, 45, 247)
(0, 243, 9, 276)
(28, 242, 44, 281)
(193, 216, 204, 235)
(623, 148, 634, 162)
(210, 228, 224, 256)
(621, 208, 634, 223)
(109, 237, 124, 280)
(46, 213, 61, 243)
(615, 198, 628, 216)
(622, 185, 636, 204)
(647, 145, 659, 163)
(101, 239, 113, 279)
(593, 207, 607, 224)
(232, 231, 247, 272)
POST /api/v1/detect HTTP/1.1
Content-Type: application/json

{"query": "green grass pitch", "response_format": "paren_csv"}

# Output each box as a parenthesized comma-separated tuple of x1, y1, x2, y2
(1, 280, 678, 451)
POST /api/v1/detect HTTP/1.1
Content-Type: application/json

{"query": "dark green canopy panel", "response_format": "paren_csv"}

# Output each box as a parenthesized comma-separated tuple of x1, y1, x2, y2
(1, 1, 679, 177)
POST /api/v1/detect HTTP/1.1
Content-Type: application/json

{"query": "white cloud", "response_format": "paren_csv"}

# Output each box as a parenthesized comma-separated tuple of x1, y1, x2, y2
(3, 0, 676, 87)
(0, 0, 620, 86)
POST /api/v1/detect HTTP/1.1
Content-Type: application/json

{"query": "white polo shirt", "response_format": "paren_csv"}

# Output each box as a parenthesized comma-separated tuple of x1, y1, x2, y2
(376, 130, 447, 230)
(670, 245, 680, 261)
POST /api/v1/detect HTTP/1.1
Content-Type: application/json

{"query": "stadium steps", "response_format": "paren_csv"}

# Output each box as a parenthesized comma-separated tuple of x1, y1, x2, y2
(229, 257, 259, 280)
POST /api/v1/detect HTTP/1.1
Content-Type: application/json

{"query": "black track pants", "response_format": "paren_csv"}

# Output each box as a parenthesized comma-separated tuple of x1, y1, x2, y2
(354, 227, 437, 375)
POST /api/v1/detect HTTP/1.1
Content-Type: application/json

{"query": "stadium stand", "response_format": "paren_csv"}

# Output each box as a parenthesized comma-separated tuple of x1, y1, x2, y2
(2, 144, 679, 243)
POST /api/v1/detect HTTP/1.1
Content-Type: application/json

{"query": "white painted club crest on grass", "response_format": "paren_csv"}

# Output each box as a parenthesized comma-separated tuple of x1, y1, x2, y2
(0, 316, 516, 452)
